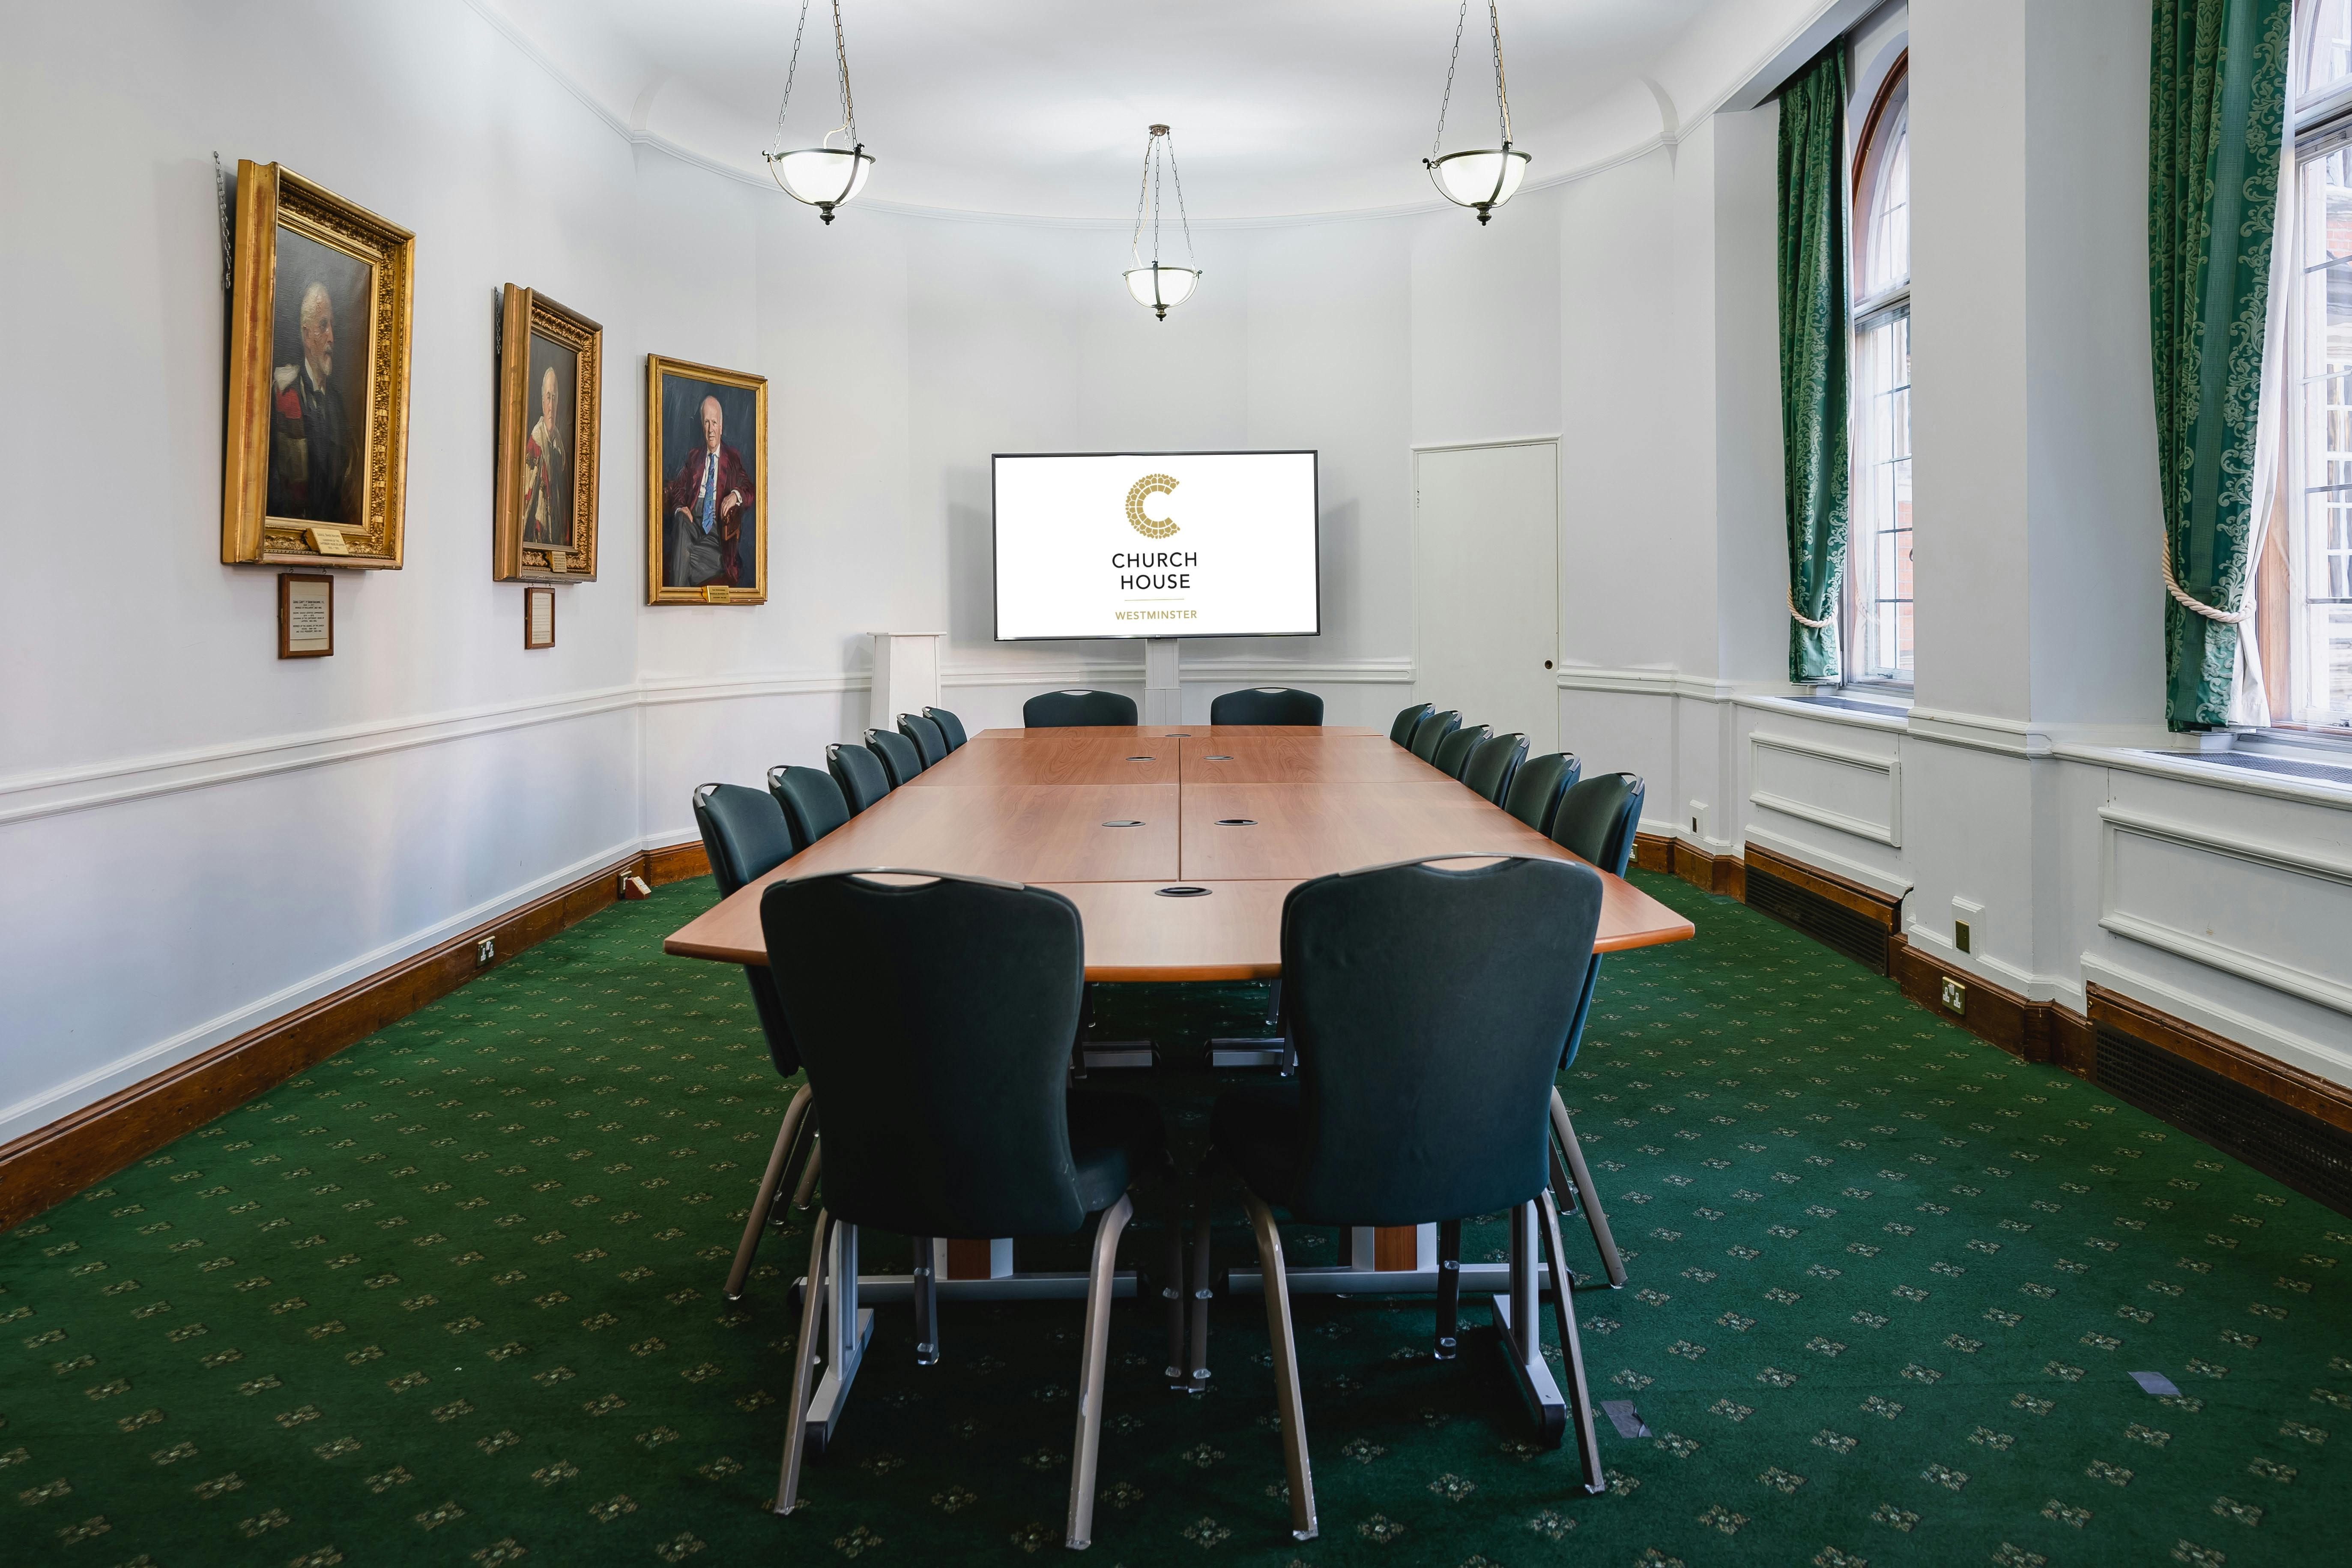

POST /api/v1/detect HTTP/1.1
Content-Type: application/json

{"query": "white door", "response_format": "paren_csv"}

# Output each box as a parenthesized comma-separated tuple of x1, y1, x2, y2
(1413, 440, 1559, 756)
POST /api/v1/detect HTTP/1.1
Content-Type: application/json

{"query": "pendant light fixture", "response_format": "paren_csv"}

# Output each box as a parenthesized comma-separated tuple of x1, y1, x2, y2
(1124, 125, 1199, 320)
(1425, 0, 1529, 224)
(762, 0, 874, 224)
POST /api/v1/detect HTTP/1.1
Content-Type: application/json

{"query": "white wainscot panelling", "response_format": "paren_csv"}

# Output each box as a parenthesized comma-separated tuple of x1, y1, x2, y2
(2098, 806, 2352, 1017)
(1748, 729, 1902, 847)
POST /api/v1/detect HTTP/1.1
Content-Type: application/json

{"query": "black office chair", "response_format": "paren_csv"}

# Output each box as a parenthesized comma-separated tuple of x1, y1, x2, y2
(1461, 731, 1529, 806)
(827, 741, 891, 816)
(866, 728, 926, 788)
(768, 765, 850, 848)
(1024, 689, 1139, 727)
(1431, 723, 1490, 781)
(1408, 709, 1461, 765)
(922, 706, 969, 751)
(1503, 752, 1581, 837)
(1542, 772, 1647, 1289)
(1209, 687, 1324, 726)
(690, 785, 818, 1303)
(763, 871, 1168, 1549)
(1205, 856, 1611, 1538)
(898, 713, 950, 768)
(1389, 702, 1434, 746)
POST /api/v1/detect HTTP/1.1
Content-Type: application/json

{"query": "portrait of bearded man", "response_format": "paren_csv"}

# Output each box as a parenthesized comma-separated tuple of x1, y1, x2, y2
(266, 275, 361, 524)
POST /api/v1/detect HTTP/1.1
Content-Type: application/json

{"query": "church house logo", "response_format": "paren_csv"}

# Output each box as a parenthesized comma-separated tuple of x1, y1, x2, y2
(1124, 473, 1180, 538)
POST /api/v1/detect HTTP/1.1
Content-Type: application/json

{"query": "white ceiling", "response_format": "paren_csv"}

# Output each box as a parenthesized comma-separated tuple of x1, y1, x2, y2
(479, 0, 1837, 220)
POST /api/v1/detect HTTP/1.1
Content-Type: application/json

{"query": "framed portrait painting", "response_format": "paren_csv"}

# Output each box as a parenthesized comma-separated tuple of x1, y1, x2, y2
(646, 355, 767, 604)
(493, 285, 601, 581)
(221, 161, 415, 569)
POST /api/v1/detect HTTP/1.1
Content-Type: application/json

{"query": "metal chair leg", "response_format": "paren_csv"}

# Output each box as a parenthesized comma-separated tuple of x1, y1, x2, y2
(1550, 1088, 1624, 1288)
(726, 1084, 812, 1301)
(1064, 1194, 1134, 1551)
(1537, 1187, 1606, 1496)
(775, 1208, 832, 1515)
(1186, 1213, 1213, 1393)
(1434, 1218, 1461, 1361)
(911, 1236, 938, 1365)
(791, 1136, 823, 1212)
(1241, 1191, 1316, 1542)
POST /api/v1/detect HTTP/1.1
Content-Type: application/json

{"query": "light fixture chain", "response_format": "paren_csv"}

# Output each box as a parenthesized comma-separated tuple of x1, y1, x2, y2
(1151, 135, 1163, 267)
(771, 0, 812, 153)
(1433, 0, 1469, 159)
(1164, 131, 1196, 267)
(1489, 0, 1512, 143)
(832, 0, 858, 143)
(1131, 134, 1154, 266)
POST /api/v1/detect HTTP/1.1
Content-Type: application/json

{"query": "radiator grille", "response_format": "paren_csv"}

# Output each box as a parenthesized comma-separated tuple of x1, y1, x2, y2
(1744, 865, 1890, 975)
(2096, 1026, 2352, 1215)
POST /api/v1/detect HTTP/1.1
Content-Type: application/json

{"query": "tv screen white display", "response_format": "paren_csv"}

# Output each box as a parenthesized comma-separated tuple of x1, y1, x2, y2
(992, 451, 1320, 640)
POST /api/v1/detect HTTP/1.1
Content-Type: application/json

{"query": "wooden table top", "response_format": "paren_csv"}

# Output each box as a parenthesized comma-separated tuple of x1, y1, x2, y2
(664, 726, 1695, 980)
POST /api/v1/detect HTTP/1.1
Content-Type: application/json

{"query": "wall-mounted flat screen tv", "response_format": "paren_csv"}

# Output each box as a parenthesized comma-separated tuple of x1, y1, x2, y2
(992, 450, 1320, 640)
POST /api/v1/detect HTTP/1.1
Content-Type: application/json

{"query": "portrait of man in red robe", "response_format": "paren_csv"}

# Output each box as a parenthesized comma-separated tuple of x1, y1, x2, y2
(661, 394, 753, 589)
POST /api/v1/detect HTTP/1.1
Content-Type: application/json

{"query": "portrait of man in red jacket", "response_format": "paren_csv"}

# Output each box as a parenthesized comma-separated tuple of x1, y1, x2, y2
(661, 394, 754, 589)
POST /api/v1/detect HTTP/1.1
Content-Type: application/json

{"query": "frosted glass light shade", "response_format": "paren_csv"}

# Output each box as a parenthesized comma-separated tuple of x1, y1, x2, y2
(1124, 264, 1200, 318)
(767, 145, 874, 219)
(1426, 146, 1530, 221)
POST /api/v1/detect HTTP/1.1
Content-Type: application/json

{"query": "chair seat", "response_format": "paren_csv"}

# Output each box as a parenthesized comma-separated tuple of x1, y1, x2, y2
(1210, 1081, 1306, 1210)
(1068, 1089, 1167, 1216)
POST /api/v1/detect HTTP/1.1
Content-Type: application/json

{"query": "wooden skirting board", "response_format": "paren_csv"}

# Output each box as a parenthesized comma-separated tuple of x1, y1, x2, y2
(0, 841, 711, 1231)
(1635, 832, 1745, 899)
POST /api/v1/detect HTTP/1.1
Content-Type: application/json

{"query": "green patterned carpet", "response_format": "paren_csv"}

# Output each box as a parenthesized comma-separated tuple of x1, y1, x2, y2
(3, 872, 2346, 1566)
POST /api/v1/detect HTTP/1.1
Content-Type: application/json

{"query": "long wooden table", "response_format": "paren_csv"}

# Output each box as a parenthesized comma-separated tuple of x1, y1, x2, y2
(662, 725, 1693, 1449)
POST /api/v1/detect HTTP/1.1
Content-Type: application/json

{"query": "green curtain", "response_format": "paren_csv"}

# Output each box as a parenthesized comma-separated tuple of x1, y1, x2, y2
(2149, 0, 2290, 729)
(1777, 48, 1851, 684)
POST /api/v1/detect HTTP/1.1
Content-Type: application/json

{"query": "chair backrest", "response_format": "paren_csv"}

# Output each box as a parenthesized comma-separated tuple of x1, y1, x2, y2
(1550, 773, 1645, 875)
(828, 742, 891, 815)
(768, 765, 850, 847)
(1278, 856, 1605, 1226)
(898, 713, 949, 768)
(690, 783, 801, 1079)
(1502, 751, 1582, 837)
(1023, 688, 1139, 728)
(1209, 687, 1325, 726)
(762, 871, 1094, 1238)
(1432, 723, 1490, 780)
(1461, 731, 1529, 805)
(923, 706, 969, 750)
(1389, 702, 1434, 746)
(692, 783, 798, 896)
(1408, 709, 1462, 764)
(866, 728, 925, 787)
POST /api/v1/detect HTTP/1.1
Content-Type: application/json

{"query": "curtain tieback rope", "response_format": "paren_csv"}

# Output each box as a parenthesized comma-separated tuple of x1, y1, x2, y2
(1786, 593, 1833, 630)
(2160, 547, 2249, 625)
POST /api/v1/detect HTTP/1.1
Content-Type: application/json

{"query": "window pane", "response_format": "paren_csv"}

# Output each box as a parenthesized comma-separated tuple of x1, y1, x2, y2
(1848, 308, 1912, 681)
(2305, 0, 2352, 103)
(2290, 140, 2352, 724)
(1861, 110, 1910, 299)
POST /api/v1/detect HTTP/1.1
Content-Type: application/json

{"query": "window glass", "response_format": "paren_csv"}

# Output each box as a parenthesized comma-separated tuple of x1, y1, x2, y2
(1845, 59, 1911, 684)
(2288, 137, 2352, 722)
(1860, 108, 1909, 302)
(2304, 0, 2352, 104)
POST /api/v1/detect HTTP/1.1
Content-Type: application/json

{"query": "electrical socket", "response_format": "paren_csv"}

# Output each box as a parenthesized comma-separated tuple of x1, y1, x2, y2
(475, 937, 496, 967)
(1940, 976, 1965, 1014)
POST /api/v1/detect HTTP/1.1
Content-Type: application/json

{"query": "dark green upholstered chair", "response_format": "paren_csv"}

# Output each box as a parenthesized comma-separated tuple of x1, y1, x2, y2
(923, 706, 969, 750)
(762, 870, 1168, 1548)
(1389, 702, 1434, 746)
(1542, 772, 1647, 1289)
(690, 785, 816, 1303)
(768, 765, 850, 848)
(865, 728, 926, 787)
(1210, 687, 1325, 726)
(1462, 731, 1528, 806)
(1204, 856, 1611, 1536)
(898, 713, 949, 768)
(1407, 708, 1461, 764)
(827, 741, 891, 816)
(1503, 752, 1581, 837)
(1431, 723, 1490, 781)
(1024, 688, 1139, 727)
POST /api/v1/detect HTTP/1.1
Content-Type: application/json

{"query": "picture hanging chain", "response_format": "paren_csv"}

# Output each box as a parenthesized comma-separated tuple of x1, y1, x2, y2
(212, 151, 233, 294)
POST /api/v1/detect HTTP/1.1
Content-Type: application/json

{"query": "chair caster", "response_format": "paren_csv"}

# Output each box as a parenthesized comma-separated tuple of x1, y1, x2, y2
(723, 1290, 744, 1303)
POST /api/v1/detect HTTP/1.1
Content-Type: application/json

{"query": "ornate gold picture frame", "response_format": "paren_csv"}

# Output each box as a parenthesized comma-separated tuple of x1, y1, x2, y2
(221, 161, 414, 570)
(646, 355, 768, 605)
(493, 285, 602, 582)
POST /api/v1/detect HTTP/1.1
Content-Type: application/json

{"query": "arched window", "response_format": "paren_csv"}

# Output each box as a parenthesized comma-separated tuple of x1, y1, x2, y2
(1847, 54, 1910, 684)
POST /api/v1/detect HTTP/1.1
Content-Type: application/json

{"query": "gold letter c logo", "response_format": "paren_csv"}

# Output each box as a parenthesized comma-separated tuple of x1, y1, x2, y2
(1125, 474, 1179, 538)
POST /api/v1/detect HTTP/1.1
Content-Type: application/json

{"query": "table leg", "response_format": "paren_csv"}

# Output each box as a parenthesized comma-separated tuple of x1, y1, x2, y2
(800, 1220, 873, 1456)
(1489, 1200, 1567, 1446)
